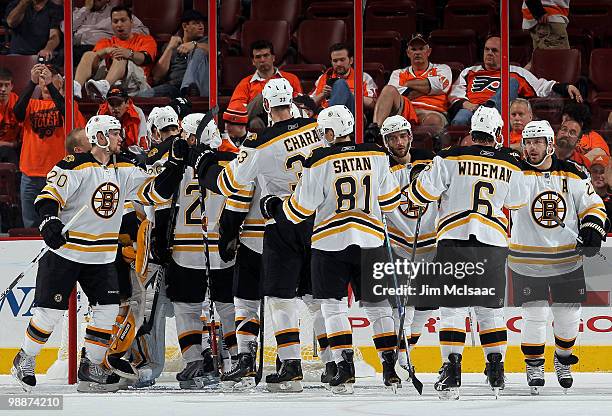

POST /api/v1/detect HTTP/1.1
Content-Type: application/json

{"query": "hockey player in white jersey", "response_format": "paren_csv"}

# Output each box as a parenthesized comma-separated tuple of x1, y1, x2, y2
(380, 115, 438, 381)
(408, 106, 528, 399)
(11, 115, 188, 393)
(509, 120, 608, 394)
(265, 105, 402, 393)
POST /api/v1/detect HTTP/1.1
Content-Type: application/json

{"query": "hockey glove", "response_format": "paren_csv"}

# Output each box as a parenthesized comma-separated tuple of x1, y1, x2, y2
(168, 137, 190, 166)
(260, 195, 283, 220)
(218, 230, 237, 263)
(188, 144, 216, 177)
(577, 222, 605, 258)
(39, 215, 67, 250)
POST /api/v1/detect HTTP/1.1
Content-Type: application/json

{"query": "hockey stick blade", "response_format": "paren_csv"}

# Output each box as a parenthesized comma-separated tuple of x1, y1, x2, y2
(0, 205, 87, 302)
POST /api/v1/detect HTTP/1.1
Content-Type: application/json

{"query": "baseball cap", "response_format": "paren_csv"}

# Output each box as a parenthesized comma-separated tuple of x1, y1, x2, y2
(223, 102, 248, 125)
(181, 9, 206, 23)
(591, 154, 610, 169)
(106, 87, 128, 105)
(408, 33, 428, 46)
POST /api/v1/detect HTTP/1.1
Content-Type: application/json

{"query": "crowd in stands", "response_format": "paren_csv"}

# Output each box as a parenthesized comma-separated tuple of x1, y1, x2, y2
(0, 0, 611, 232)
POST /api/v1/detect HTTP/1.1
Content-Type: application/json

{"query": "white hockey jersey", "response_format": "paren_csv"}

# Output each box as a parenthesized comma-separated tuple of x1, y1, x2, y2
(36, 153, 170, 264)
(282, 142, 401, 251)
(509, 157, 607, 277)
(387, 149, 437, 259)
(408, 145, 528, 247)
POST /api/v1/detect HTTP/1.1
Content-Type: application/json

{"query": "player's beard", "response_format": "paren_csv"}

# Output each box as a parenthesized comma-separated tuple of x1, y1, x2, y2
(390, 146, 408, 160)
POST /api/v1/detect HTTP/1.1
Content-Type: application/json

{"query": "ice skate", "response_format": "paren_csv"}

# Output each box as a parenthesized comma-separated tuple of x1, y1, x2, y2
(265, 359, 303, 393)
(11, 349, 36, 392)
(554, 353, 578, 392)
(381, 350, 401, 393)
(321, 361, 337, 390)
(434, 353, 461, 400)
(220, 349, 256, 391)
(176, 360, 212, 389)
(330, 350, 355, 395)
(526, 358, 545, 395)
(485, 353, 505, 398)
(77, 348, 121, 393)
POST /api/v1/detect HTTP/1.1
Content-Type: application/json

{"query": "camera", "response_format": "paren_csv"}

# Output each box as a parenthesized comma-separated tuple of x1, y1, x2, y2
(37, 56, 47, 64)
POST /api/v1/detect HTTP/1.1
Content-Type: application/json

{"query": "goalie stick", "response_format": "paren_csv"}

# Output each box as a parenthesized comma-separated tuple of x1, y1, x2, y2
(381, 210, 424, 395)
(0, 205, 87, 302)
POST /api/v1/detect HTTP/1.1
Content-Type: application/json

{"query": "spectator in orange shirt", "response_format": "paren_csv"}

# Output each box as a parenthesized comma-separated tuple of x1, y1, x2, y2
(222, 101, 249, 147)
(229, 40, 302, 130)
(509, 98, 533, 151)
(0, 67, 22, 164)
(554, 119, 591, 169)
(73, 6, 157, 99)
(15, 64, 86, 227)
(561, 102, 610, 160)
(589, 154, 612, 220)
(97, 86, 148, 150)
(368, 34, 452, 141)
(311, 43, 377, 115)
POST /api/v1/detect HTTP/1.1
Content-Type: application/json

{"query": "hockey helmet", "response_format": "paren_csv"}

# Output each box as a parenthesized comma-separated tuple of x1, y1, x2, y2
(470, 106, 504, 147)
(154, 106, 180, 131)
(146, 106, 163, 144)
(85, 115, 122, 151)
(317, 105, 354, 144)
(522, 120, 555, 167)
(182, 113, 222, 149)
(262, 78, 293, 113)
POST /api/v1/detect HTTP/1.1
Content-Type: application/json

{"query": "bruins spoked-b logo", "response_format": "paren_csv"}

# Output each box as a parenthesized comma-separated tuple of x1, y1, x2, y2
(92, 182, 120, 218)
(399, 186, 428, 218)
(531, 191, 566, 228)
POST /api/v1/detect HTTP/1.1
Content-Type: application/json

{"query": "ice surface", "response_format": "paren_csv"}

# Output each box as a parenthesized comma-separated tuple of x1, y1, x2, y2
(1, 373, 610, 416)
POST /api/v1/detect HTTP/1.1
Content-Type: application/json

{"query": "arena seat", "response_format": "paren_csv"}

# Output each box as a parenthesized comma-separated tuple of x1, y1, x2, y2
(529, 97, 567, 126)
(0, 55, 39, 93)
(251, 0, 300, 32)
(220, 56, 254, 96)
(279, 64, 326, 94)
(132, 0, 183, 41)
(364, 62, 386, 93)
(510, 30, 532, 67)
(509, 0, 523, 31)
(296, 20, 347, 65)
(568, 0, 612, 39)
(364, 31, 402, 72)
(428, 29, 478, 68)
(240, 20, 291, 61)
(0, 163, 18, 206)
(443, 0, 498, 40)
(444, 61, 466, 83)
(306, 1, 354, 39)
(589, 48, 612, 126)
(364, 0, 416, 38)
(531, 48, 581, 84)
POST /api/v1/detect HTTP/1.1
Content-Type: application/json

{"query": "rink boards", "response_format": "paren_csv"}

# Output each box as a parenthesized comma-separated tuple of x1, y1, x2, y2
(1, 238, 611, 374)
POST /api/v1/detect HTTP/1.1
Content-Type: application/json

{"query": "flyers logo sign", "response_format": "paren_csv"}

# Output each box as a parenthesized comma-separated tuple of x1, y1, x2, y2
(471, 76, 501, 93)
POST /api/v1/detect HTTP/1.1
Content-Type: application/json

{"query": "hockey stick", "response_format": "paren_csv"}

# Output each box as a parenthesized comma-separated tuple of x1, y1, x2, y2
(381, 212, 424, 395)
(0, 205, 87, 302)
(254, 296, 265, 385)
(467, 309, 477, 347)
(550, 214, 610, 263)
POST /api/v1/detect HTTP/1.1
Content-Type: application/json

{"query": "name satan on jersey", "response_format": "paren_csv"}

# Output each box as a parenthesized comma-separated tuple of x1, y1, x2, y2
(408, 145, 528, 247)
(387, 148, 437, 258)
(281, 142, 401, 251)
(36, 153, 168, 264)
(509, 157, 607, 277)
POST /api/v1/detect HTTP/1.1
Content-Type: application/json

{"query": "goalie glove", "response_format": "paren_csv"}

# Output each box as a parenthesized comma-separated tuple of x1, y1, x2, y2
(577, 221, 605, 258)
(39, 215, 67, 250)
(260, 195, 282, 220)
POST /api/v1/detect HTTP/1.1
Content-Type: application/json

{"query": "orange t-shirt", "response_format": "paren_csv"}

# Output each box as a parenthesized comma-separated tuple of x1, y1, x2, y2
(94, 33, 157, 77)
(229, 70, 302, 107)
(218, 138, 239, 153)
(509, 130, 522, 146)
(577, 130, 610, 156)
(312, 68, 374, 108)
(0, 92, 21, 144)
(569, 150, 591, 169)
(98, 100, 147, 149)
(20, 100, 86, 177)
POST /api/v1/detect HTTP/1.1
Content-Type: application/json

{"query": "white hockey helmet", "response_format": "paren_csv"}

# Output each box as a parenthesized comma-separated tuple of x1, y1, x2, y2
(521, 119, 555, 167)
(182, 113, 222, 149)
(317, 105, 354, 144)
(267, 103, 307, 127)
(470, 106, 504, 147)
(262, 78, 293, 113)
(154, 106, 180, 131)
(85, 115, 122, 151)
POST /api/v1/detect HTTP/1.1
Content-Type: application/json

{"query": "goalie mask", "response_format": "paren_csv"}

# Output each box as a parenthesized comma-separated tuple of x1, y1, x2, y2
(522, 120, 555, 168)
(470, 106, 504, 148)
(85, 115, 122, 151)
(317, 105, 354, 146)
(182, 113, 222, 149)
(381, 115, 412, 156)
(262, 78, 293, 113)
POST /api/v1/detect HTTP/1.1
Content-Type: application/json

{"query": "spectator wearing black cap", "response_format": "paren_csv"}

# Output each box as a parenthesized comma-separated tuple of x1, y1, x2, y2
(97, 86, 148, 149)
(137, 9, 209, 98)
